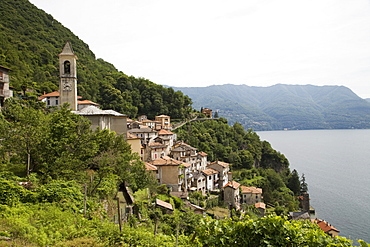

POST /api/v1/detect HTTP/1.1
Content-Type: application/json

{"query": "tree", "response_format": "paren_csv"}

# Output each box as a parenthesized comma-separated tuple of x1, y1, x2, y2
(300, 173, 308, 193)
(0, 98, 47, 177)
(214, 111, 219, 118)
(287, 169, 301, 195)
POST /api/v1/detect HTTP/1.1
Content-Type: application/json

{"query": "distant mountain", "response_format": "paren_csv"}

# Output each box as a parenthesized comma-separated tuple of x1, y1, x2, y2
(174, 84, 370, 130)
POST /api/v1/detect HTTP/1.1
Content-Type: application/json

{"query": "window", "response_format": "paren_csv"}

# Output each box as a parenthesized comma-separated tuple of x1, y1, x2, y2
(47, 99, 50, 105)
(64, 61, 71, 74)
(0, 72, 3, 81)
(56, 100, 58, 105)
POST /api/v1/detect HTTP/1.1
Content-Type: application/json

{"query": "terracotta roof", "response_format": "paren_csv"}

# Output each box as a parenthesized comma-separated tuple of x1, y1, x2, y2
(223, 181, 240, 190)
(158, 129, 174, 135)
(156, 115, 170, 118)
(255, 202, 266, 209)
(198, 151, 208, 156)
(156, 199, 173, 211)
(182, 163, 191, 168)
(38, 91, 59, 100)
(209, 161, 230, 168)
(202, 168, 219, 176)
(151, 156, 183, 166)
(241, 186, 262, 194)
(78, 100, 99, 106)
(38, 91, 83, 100)
(145, 162, 157, 171)
(314, 219, 340, 233)
(126, 132, 140, 139)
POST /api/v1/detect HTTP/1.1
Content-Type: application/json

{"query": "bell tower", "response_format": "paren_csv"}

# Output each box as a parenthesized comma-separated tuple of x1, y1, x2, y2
(59, 41, 78, 110)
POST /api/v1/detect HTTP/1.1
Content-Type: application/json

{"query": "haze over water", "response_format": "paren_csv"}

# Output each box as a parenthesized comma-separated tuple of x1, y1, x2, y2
(258, 129, 370, 243)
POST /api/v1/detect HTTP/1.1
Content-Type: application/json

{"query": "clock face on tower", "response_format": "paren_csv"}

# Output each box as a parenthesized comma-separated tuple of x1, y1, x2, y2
(62, 80, 72, 91)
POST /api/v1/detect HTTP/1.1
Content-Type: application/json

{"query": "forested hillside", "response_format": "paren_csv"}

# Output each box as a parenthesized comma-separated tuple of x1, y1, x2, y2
(174, 84, 370, 130)
(0, 0, 192, 119)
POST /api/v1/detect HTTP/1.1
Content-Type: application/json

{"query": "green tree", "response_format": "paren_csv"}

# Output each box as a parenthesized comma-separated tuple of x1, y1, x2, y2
(300, 173, 308, 193)
(0, 98, 47, 177)
(287, 169, 300, 195)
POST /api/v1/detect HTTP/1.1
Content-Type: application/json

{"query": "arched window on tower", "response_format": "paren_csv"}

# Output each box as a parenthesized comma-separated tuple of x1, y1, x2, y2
(64, 61, 71, 74)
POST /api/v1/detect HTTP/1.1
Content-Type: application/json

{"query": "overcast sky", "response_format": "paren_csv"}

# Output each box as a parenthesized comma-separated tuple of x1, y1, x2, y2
(30, 0, 370, 98)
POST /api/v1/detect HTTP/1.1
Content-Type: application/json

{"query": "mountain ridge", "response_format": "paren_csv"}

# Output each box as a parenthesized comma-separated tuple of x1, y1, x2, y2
(173, 84, 370, 130)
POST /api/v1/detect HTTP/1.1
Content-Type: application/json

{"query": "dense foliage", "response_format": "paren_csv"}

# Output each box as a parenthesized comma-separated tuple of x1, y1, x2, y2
(175, 84, 370, 130)
(0, 0, 192, 119)
(0, 190, 367, 246)
(0, 99, 152, 194)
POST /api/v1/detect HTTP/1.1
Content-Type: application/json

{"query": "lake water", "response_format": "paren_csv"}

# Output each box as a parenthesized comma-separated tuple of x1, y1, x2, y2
(257, 129, 370, 243)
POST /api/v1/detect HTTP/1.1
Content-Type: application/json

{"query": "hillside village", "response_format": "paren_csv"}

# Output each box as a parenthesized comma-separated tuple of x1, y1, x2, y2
(0, 41, 340, 238)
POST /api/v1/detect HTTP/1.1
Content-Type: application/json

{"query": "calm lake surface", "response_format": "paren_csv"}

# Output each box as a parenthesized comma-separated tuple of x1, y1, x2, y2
(257, 129, 370, 243)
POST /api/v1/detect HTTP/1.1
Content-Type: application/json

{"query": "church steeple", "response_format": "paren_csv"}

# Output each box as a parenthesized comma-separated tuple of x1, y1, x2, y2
(59, 41, 78, 110)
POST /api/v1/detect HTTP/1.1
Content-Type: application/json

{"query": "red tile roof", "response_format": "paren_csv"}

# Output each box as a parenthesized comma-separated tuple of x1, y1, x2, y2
(198, 151, 208, 156)
(38, 91, 60, 100)
(202, 168, 219, 176)
(223, 181, 240, 190)
(182, 162, 191, 168)
(151, 156, 183, 166)
(38, 91, 82, 100)
(78, 100, 99, 105)
(145, 162, 157, 171)
(126, 132, 140, 139)
(210, 161, 230, 168)
(314, 219, 339, 233)
(158, 129, 174, 135)
(241, 186, 262, 194)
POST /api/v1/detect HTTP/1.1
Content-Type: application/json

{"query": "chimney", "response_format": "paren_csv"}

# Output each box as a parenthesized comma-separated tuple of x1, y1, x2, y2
(228, 172, 233, 181)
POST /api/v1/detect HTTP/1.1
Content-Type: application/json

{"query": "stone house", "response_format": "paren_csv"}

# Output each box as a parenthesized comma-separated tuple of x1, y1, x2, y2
(208, 161, 230, 189)
(190, 172, 206, 194)
(201, 108, 213, 118)
(150, 156, 191, 192)
(170, 142, 208, 172)
(72, 106, 127, 137)
(240, 186, 263, 205)
(155, 115, 171, 130)
(148, 142, 167, 160)
(223, 181, 240, 209)
(155, 129, 176, 154)
(128, 127, 157, 145)
(202, 168, 219, 192)
(142, 119, 157, 129)
(313, 219, 340, 237)
(255, 202, 266, 216)
(0, 65, 13, 108)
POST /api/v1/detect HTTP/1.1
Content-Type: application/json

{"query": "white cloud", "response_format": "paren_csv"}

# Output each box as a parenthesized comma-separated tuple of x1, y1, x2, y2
(30, 0, 370, 98)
